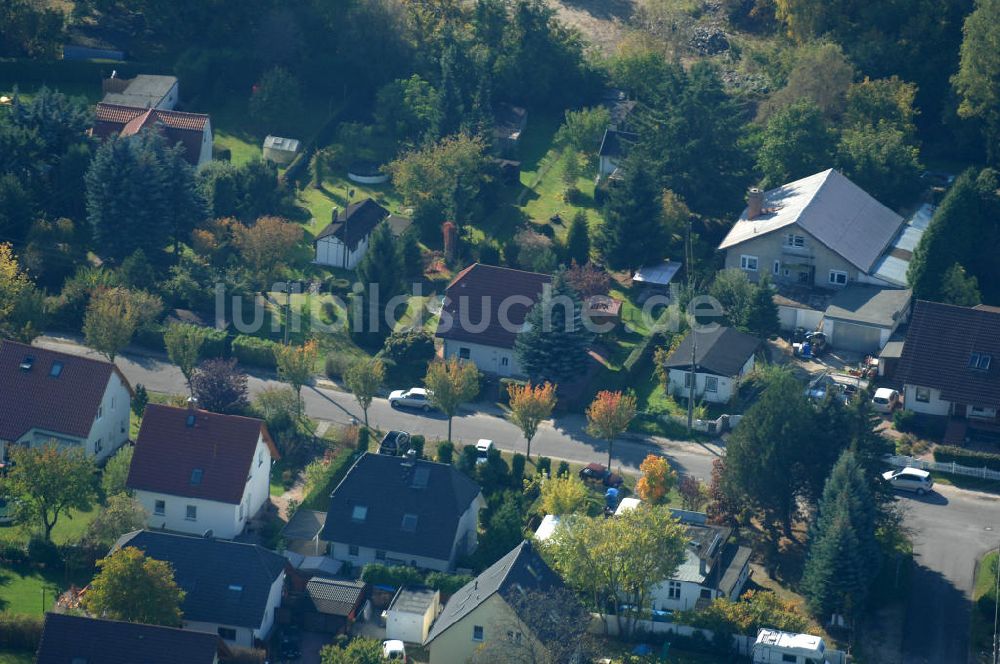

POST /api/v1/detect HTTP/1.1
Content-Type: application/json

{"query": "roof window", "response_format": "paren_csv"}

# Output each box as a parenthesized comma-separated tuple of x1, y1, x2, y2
(352, 505, 368, 523)
(49, 361, 63, 377)
(190, 468, 203, 485)
(401, 514, 418, 532)
(970, 353, 992, 371)
(19, 356, 34, 371)
(186, 413, 196, 427)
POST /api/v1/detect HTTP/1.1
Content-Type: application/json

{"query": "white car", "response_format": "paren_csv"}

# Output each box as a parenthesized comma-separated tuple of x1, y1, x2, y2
(382, 639, 407, 661)
(475, 439, 495, 465)
(882, 467, 934, 495)
(871, 387, 900, 413)
(388, 388, 434, 412)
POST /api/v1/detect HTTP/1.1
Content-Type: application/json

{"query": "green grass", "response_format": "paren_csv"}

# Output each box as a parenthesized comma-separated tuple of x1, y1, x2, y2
(0, 566, 61, 615)
(298, 174, 407, 232)
(215, 130, 260, 166)
(0, 651, 35, 664)
(972, 550, 998, 658)
(0, 505, 99, 547)
(270, 457, 295, 497)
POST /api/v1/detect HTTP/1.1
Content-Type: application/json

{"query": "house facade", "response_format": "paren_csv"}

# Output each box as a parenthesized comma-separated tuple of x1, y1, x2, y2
(320, 452, 485, 572)
(114, 530, 287, 648)
(662, 327, 760, 404)
(436, 263, 551, 377)
(0, 340, 132, 464)
(127, 405, 278, 540)
(314, 198, 390, 270)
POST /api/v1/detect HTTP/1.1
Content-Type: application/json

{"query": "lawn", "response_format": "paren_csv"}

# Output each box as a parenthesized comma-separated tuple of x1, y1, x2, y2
(0, 651, 35, 664)
(971, 550, 998, 658)
(298, 175, 407, 233)
(0, 565, 61, 615)
(0, 505, 99, 547)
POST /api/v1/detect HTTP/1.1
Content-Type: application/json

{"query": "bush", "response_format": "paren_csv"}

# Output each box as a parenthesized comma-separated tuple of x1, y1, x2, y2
(325, 352, 353, 380)
(0, 544, 27, 565)
(437, 441, 454, 464)
(358, 427, 370, 453)
(0, 613, 44, 651)
(133, 324, 165, 352)
(893, 409, 917, 433)
(361, 563, 424, 588)
(536, 456, 552, 477)
(231, 335, 277, 369)
(301, 450, 357, 510)
(511, 453, 526, 485)
(556, 460, 571, 478)
(200, 327, 229, 359)
(132, 384, 149, 417)
(28, 537, 62, 568)
(934, 445, 1000, 472)
(425, 571, 474, 595)
(458, 445, 479, 474)
(409, 435, 426, 459)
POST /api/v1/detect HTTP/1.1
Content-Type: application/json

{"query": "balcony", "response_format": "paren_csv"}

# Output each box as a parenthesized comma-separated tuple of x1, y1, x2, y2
(781, 243, 812, 258)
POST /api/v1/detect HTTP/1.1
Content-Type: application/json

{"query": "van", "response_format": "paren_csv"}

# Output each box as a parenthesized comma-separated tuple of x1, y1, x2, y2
(475, 439, 494, 465)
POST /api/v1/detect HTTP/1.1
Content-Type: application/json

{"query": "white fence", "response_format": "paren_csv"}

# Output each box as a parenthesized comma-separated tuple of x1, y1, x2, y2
(885, 454, 1000, 481)
(587, 614, 848, 663)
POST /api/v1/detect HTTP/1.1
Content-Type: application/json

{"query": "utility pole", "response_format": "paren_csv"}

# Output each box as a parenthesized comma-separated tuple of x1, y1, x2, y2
(686, 215, 696, 435)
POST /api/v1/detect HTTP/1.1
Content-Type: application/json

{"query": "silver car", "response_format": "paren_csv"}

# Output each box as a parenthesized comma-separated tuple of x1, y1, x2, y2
(882, 467, 934, 495)
(388, 388, 434, 412)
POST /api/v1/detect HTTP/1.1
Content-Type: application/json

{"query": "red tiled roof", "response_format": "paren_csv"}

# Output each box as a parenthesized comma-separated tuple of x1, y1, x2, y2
(896, 300, 1000, 408)
(127, 404, 278, 504)
(0, 340, 131, 442)
(435, 263, 551, 349)
(93, 103, 209, 166)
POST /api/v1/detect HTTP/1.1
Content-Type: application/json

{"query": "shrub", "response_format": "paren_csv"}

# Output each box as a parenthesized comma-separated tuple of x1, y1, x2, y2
(458, 445, 479, 474)
(437, 441, 454, 464)
(301, 450, 357, 510)
(325, 352, 353, 380)
(511, 453, 526, 485)
(200, 327, 229, 359)
(425, 571, 474, 595)
(536, 456, 552, 477)
(132, 324, 165, 351)
(893, 409, 917, 433)
(934, 445, 1000, 472)
(132, 384, 149, 417)
(231, 335, 277, 369)
(556, 460, 571, 478)
(358, 427, 370, 453)
(409, 434, 425, 459)
(0, 613, 44, 651)
(361, 563, 424, 588)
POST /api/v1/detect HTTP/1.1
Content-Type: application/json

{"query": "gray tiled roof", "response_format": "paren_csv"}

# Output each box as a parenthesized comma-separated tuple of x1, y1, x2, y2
(305, 577, 367, 616)
(824, 285, 912, 327)
(663, 326, 761, 377)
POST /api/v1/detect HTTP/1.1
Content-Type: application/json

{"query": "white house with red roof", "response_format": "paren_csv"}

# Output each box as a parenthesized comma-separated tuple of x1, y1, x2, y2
(92, 102, 213, 169)
(0, 340, 132, 464)
(126, 404, 279, 539)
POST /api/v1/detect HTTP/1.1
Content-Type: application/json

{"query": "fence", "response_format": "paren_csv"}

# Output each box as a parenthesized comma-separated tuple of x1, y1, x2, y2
(885, 454, 1000, 481)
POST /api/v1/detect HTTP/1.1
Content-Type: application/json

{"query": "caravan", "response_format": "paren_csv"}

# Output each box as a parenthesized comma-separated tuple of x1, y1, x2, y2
(752, 628, 829, 664)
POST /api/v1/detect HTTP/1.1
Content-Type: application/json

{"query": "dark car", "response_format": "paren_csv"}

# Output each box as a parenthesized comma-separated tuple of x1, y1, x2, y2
(579, 463, 624, 488)
(378, 430, 411, 456)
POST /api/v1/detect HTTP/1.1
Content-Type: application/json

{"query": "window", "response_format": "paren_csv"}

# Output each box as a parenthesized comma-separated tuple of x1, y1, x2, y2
(401, 514, 418, 532)
(667, 581, 681, 600)
(506, 631, 522, 643)
(154, 500, 165, 516)
(472, 625, 484, 642)
(351, 505, 368, 522)
(784, 234, 805, 247)
(781, 656, 797, 663)
(739, 255, 758, 272)
(258, 449, 264, 467)
(772, 260, 780, 275)
(970, 352, 992, 371)
(683, 372, 694, 388)
(700, 588, 713, 599)
(459, 347, 471, 360)
(217, 627, 237, 641)
(501, 357, 509, 367)
(190, 468, 203, 485)
(704, 376, 719, 393)
(915, 387, 930, 403)
(239, 502, 244, 520)
(111, 397, 116, 409)
(349, 544, 359, 556)
(828, 270, 848, 285)
(49, 361, 63, 377)
(96, 406, 103, 420)
(375, 550, 386, 561)
(94, 438, 103, 453)
(185, 505, 197, 521)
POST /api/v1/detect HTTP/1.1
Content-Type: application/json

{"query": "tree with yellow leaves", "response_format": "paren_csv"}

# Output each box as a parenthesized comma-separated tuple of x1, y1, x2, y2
(507, 381, 557, 458)
(585, 390, 637, 469)
(274, 340, 319, 419)
(636, 454, 677, 504)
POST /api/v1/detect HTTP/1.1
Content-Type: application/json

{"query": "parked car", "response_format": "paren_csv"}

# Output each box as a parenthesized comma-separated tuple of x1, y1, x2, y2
(579, 463, 624, 488)
(475, 439, 495, 465)
(871, 387, 900, 413)
(882, 467, 934, 495)
(383, 639, 407, 662)
(388, 388, 435, 412)
(379, 430, 411, 456)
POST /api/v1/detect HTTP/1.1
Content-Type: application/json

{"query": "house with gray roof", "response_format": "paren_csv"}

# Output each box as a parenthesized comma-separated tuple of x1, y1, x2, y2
(102, 74, 179, 110)
(319, 452, 485, 572)
(662, 326, 761, 403)
(113, 530, 287, 648)
(314, 198, 390, 270)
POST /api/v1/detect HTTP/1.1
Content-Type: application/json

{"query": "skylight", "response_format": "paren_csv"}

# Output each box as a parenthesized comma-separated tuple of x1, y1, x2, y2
(401, 514, 418, 532)
(186, 413, 196, 427)
(352, 505, 368, 522)
(970, 353, 992, 371)
(49, 361, 63, 377)
(411, 467, 430, 489)
(228, 584, 243, 592)
(190, 468, 203, 485)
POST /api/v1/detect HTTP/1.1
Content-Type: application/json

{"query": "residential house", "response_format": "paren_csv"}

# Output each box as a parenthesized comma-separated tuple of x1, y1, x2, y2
(896, 301, 1000, 442)
(424, 540, 576, 664)
(597, 127, 637, 177)
(435, 263, 551, 377)
(302, 577, 368, 634)
(314, 198, 390, 270)
(718, 169, 914, 351)
(114, 530, 287, 648)
(494, 103, 528, 157)
(0, 340, 132, 464)
(36, 613, 227, 664)
(661, 326, 760, 404)
(387, 586, 440, 644)
(102, 74, 179, 109)
(319, 451, 485, 572)
(93, 102, 213, 169)
(127, 404, 278, 540)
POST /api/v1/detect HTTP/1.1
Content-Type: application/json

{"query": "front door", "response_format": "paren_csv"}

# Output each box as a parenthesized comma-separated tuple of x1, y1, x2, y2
(953, 403, 967, 418)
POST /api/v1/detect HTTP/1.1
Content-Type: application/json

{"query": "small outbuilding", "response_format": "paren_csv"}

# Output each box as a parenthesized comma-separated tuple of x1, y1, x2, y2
(632, 261, 682, 301)
(281, 509, 329, 556)
(263, 135, 301, 165)
(385, 586, 440, 644)
(303, 577, 368, 634)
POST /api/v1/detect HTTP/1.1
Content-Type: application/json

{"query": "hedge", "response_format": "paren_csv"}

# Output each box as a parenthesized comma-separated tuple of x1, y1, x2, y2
(361, 563, 424, 588)
(200, 327, 230, 359)
(0, 613, 44, 652)
(301, 449, 357, 510)
(231, 335, 278, 369)
(934, 445, 1000, 472)
(0, 59, 163, 88)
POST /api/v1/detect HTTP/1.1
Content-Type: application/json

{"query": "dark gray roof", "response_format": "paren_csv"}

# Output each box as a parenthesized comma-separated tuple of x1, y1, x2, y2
(425, 541, 563, 645)
(663, 327, 761, 377)
(386, 213, 412, 237)
(113, 530, 286, 629)
(281, 509, 327, 541)
(305, 577, 367, 616)
(315, 198, 389, 249)
(824, 285, 911, 327)
(389, 586, 438, 615)
(716, 545, 752, 597)
(37, 613, 223, 664)
(320, 453, 482, 562)
(598, 128, 637, 159)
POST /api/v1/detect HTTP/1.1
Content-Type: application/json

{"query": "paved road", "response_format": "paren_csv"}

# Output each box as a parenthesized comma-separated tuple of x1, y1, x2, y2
(35, 336, 720, 480)
(899, 485, 1000, 664)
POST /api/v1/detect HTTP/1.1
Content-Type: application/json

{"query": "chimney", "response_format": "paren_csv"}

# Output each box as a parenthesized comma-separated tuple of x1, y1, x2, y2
(747, 187, 764, 220)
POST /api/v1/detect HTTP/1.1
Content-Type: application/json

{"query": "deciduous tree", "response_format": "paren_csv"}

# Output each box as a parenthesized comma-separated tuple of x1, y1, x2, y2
(231, 216, 303, 294)
(637, 454, 676, 504)
(83, 547, 185, 627)
(757, 100, 835, 188)
(345, 357, 386, 427)
(163, 323, 208, 395)
(274, 340, 318, 419)
(586, 390, 637, 469)
(83, 494, 147, 549)
(940, 262, 982, 306)
(953, 0, 1000, 163)
(7, 444, 97, 541)
(101, 446, 135, 497)
(191, 358, 250, 414)
(83, 287, 164, 362)
(319, 637, 385, 664)
(539, 474, 590, 515)
(507, 381, 557, 458)
(424, 357, 480, 443)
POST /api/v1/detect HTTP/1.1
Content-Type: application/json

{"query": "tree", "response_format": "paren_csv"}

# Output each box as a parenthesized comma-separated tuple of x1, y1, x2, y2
(476, 492, 527, 565)
(758, 42, 854, 120)
(953, 0, 1000, 162)
(562, 261, 609, 299)
(82, 547, 185, 627)
(744, 276, 781, 339)
(352, 223, 404, 346)
(586, 390, 637, 469)
(507, 381, 557, 458)
(563, 211, 591, 265)
(191, 358, 250, 414)
(83, 287, 163, 362)
(539, 474, 590, 515)
(381, 329, 436, 370)
(679, 589, 811, 636)
(249, 67, 303, 134)
(319, 637, 385, 664)
(274, 340, 318, 419)
(678, 475, 708, 511)
(424, 357, 480, 443)
(0, 0, 64, 57)
(709, 269, 779, 340)
(83, 494, 147, 549)
(6, 444, 97, 541)
(399, 230, 423, 281)
(514, 229, 558, 273)
(163, 323, 208, 395)
(637, 454, 677, 504)
(845, 77, 919, 141)
(0, 242, 31, 324)
(940, 262, 982, 306)
(555, 106, 612, 158)
(596, 160, 667, 270)
(102, 446, 135, 497)
(514, 271, 591, 382)
(835, 121, 922, 208)
(231, 216, 303, 293)
(757, 100, 835, 188)
(345, 357, 386, 427)
(547, 504, 688, 639)
(561, 149, 581, 190)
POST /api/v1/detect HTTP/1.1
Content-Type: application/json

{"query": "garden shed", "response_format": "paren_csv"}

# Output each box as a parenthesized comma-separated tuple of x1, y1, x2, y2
(263, 135, 301, 164)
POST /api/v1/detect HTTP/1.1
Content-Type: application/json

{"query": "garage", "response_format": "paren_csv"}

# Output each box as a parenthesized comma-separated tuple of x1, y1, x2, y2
(830, 320, 884, 353)
(822, 285, 912, 354)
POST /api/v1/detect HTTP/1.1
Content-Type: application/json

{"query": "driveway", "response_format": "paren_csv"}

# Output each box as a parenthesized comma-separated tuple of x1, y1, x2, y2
(900, 485, 1000, 663)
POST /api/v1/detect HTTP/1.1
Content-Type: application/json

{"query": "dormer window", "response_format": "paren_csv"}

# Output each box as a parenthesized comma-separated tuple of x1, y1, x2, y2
(352, 505, 368, 522)
(970, 353, 992, 371)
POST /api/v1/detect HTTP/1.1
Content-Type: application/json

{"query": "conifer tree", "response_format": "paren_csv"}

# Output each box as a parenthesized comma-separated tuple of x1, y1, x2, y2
(564, 211, 590, 266)
(353, 222, 404, 345)
(596, 159, 667, 270)
(514, 271, 591, 381)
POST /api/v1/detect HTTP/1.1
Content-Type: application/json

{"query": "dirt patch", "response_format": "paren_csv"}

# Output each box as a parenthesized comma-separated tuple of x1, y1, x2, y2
(545, 0, 636, 55)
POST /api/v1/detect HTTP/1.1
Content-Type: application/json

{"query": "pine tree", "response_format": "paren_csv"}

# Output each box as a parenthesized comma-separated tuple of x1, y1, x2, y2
(514, 270, 591, 382)
(353, 222, 403, 344)
(564, 211, 591, 265)
(744, 276, 781, 339)
(399, 231, 423, 281)
(940, 263, 982, 306)
(596, 160, 667, 270)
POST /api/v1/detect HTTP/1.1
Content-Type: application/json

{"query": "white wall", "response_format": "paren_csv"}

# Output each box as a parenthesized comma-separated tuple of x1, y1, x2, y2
(649, 578, 712, 612)
(903, 384, 952, 416)
(86, 372, 132, 463)
(240, 437, 272, 526)
(599, 155, 620, 177)
(667, 369, 734, 404)
(442, 339, 520, 377)
(388, 607, 431, 644)
(315, 235, 369, 270)
(451, 497, 484, 560)
(256, 571, 285, 641)
(196, 119, 213, 170)
(159, 81, 179, 110)
(776, 305, 825, 333)
(177, 571, 282, 649)
(329, 541, 452, 572)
